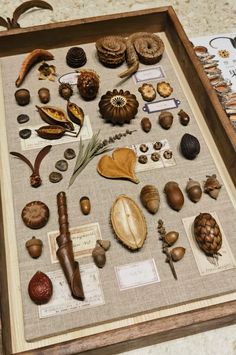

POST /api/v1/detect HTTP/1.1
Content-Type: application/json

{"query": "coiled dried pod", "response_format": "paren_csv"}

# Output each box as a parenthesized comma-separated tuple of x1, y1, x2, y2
(203, 174, 222, 199)
(164, 181, 184, 211)
(59, 83, 73, 100)
(186, 178, 202, 203)
(193, 212, 222, 256)
(140, 185, 160, 214)
(180, 133, 200, 160)
(77, 69, 99, 100)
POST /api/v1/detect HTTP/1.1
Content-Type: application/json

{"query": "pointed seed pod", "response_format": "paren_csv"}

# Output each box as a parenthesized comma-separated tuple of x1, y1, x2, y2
(163, 231, 179, 246)
(140, 185, 160, 214)
(186, 178, 202, 203)
(170, 247, 185, 261)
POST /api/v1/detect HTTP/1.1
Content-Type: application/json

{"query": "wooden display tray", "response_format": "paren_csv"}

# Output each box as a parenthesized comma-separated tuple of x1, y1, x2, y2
(0, 6, 236, 355)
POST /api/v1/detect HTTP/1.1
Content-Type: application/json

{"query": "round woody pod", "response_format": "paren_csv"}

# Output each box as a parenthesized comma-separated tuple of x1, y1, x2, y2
(180, 133, 200, 160)
(140, 185, 160, 214)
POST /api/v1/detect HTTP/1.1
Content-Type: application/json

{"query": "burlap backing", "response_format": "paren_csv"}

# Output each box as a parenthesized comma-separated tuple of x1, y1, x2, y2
(1, 37, 236, 342)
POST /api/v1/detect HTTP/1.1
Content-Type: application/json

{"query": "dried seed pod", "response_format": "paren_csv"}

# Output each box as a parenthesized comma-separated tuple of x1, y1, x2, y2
(164, 181, 184, 211)
(97, 239, 111, 251)
(138, 83, 156, 101)
(92, 245, 106, 268)
(67, 101, 84, 132)
(186, 178, 202, 203)
(170, 247, 185, 261)
(159, 111, 173, 129)
(36, 125, 66, 140)
(111, 195, 147, 250)
(36, 105, 74, 131)
(163, 231, 179, 246)
(38, 87, 50, 104)
(156, 81, 173, 97)
(80, 196, 91, 215)
(25, 236, 43, 258)
(204, 174, 222, 199)
(193, 212, 222, 256)
(15, 88, 30, 106)
(77, 69, 99, 100)
(178, 109, 190, 126)
(28, 271, 53, 305)
(59, 83, 73, 100)
(180, 133, 200, 160)
(140, 184, 160, 214)
(141, 117, 152, 132)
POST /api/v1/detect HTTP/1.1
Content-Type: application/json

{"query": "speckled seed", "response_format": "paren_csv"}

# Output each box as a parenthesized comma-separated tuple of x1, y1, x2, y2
(138, 155, 148, 164)
(153, 141, 162, 150)
(49, 171, 63, 183)
(55, 159, 68, 172)
(17, 114, 30, 124)
(151, 152, 160, 161)
(19, 128, 31, 139)
(64, 148, 76, 160)
(139, 144, 148, 153)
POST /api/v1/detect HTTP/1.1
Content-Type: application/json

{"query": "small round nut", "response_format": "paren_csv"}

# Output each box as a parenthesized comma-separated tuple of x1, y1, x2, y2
(25, 236, 43, 258)
(138, 155, 148, 164)
(80, 196, 91, 215)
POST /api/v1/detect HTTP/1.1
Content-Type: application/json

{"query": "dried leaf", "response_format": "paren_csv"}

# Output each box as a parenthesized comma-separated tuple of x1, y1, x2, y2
(12, 0, 53, 24)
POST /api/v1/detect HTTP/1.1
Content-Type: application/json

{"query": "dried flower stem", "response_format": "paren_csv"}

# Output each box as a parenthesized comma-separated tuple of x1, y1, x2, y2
(157, 219, 178, 280)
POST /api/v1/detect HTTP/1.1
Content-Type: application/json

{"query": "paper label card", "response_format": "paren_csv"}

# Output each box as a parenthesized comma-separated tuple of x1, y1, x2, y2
(48, 222, 102, 264)
(39, 263, 104, 318)
(20, 115, 93, 151)
(182, 212, 236, 276)
(133, 65, 166, 83)
(115, 259, 160, 291)
(143, 98, 180, 113)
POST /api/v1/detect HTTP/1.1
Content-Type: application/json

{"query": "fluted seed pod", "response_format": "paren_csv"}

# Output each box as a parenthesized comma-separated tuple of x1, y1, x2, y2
(140, 185, 160, 214)
(164, 181, 184, 211)
(186, 178, 202, 203)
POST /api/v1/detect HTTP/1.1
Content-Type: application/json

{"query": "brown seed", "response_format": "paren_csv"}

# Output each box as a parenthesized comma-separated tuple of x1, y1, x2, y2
(141, 117, 152, 132)
(164, 181, 184, 211)
(38, 87, 50, 104)
(97, 239, 111, 251)
(139, 144, 148, 153)
(138, 155, 148, 164)
(25, 236, 43, 258)
(186, 178, 202, 203)
(92, 245, 106, 268)
(203, 174, 222, 200)
(15, 88, 30, 106)
(170, 247, 185, 261)
(178, 109, 190, 126)
(28, 271, 53, 305)
(140, 185, 160, 214)
(159, 111, 173, 129)
(80, 196, 91, 215)
(163, 231, 179, 246)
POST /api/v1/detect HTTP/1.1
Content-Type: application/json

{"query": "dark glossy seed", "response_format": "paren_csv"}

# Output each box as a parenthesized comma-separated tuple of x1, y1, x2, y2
(49, 172, 63, 183)
(17, 114, 29, 124)
(55, 159, 68, 171)
(138, 155, 148, 164)
(19, 128, 31, 139)
(64, 148, 76, 160)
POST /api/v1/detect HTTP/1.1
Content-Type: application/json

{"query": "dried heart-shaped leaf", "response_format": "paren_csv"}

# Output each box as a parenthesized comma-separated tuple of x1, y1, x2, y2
(97, 147, 139, 183)
(111, 195, 147, 250)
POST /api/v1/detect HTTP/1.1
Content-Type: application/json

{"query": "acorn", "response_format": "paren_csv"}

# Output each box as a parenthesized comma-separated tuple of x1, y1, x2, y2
(80, 196, 91, 215)
(97, 239, 111, 251)
(38, 87, 50, 104)
(59, 83, 73, 100)
(164, 181, 184, 211)
(28, 271, 53, 305)
(203, 174, 222, 199)
(140, 185, 160, 214)
(163, 231, 179, 246)
(186, 178, 202, 203)
(178, 109, 190, 126)
(141, 117, 152, 132)
(180, 133, 200, 160)
(15, 88, 30, 106)
(25, 236, 43, 258)
(92, 245, 106, 268)
(170, 247, 186, 261)
(158, 111, 173, 129)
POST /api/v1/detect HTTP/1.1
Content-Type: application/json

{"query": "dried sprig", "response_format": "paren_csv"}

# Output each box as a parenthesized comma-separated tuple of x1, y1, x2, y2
(157, 219, 178, 280)
(0, 0, 53, 30)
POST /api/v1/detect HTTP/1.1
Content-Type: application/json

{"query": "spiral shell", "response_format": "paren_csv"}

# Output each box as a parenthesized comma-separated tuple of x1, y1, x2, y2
(96, 36, 126, 67)
(140, 185, 160, 214)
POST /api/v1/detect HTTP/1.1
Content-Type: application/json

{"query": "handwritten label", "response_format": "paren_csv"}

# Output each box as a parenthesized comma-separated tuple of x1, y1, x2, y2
(133, 66, 165, 83)
(182, 212, 236, 276)
(48, 222, 102, 263)
(143, 98, 180, 113)
(59, 72, 80, 85)
(39, 264, 104, 318)
(20, 115, 93, 151)
(115, 259, 160, 291)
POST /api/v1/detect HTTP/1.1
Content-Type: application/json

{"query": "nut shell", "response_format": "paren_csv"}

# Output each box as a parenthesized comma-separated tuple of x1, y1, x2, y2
(159, 111, 173, 129)
(22, 201, 49, 229)
(178, 109, 190, 126)
(186, 178, 202, 203)
(92, 245, 106, 268)
(163, 231, 179, 246)
(171, 247, 185, 261)
(141, 117, 152, 132)
(38, 87, 50, 104)
(193, 212, 222, 256)
(164, 181, 184, 211)
(180, 133, 200, 160)
(25, 236, 43, 258)
(15, 88, 30, 106)
(28, 271, 53, 305)
(80, 196, 91, 215)
(59, 83, 73, 100)
(140, 185, 160, 214)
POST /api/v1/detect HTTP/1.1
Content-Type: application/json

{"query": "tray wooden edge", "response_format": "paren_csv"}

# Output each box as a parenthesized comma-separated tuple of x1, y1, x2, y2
(0, 6, 236, 355)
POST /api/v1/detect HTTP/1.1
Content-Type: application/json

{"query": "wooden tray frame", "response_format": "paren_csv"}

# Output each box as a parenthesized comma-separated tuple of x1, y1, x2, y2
(0, 6, 236, 355)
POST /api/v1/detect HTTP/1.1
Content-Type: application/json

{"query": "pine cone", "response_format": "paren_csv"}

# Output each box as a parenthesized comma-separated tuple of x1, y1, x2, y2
(193, 212, 222, 256)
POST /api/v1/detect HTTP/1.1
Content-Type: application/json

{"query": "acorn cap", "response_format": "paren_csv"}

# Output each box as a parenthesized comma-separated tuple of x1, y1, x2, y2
(25, 236, 43, 248)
